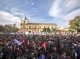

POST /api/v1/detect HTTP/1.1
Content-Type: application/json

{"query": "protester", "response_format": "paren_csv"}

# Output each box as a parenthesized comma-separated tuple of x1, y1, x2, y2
(0, 33, 80, 59)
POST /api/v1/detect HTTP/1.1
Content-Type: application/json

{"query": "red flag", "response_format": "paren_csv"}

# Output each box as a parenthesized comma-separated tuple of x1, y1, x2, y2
(42, 41, 47, 48)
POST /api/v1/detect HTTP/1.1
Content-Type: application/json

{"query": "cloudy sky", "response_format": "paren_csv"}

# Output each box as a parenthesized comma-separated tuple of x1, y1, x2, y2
(0, 0, 80, 28)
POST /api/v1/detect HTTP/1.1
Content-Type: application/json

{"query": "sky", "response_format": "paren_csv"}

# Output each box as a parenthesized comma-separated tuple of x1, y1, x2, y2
(0, 0, 80, 28)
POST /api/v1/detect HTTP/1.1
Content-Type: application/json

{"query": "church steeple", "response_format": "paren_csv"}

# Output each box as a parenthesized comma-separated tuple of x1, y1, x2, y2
(21, 16, 29, 25)
(24, 16, 27, 20)
(23, 16, 28, 24)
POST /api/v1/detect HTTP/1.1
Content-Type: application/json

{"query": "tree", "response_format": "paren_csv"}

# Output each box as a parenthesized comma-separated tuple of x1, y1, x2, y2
(4, 25, 12, 33)
(46, 27, 51, 33)
(42, 27, 51, 33)
(42, 27, 47, 32)
(0, 25, 4, 33)
(69, 16, 80, 32)
(11, 24, 18, 32)
(0, 24, 18, 33)
(52, 27, 57, 32)
(3, 24, 18, 33)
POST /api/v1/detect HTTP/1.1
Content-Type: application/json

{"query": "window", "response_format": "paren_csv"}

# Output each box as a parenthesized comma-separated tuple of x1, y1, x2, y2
(23, 21, 25, 23)
(29, 26, 31, 28)
(23, 26, 25, 29)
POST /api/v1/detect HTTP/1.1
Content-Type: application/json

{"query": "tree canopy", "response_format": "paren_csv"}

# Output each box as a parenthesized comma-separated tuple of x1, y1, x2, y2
(42, 27, 57, 33)
(42, 27, 51, 33)
(69, 16, 80, 32)
(0, 24, 18, 33)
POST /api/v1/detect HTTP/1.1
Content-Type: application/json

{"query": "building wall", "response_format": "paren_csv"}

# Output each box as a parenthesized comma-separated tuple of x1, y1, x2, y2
(20, 17, 57, 33)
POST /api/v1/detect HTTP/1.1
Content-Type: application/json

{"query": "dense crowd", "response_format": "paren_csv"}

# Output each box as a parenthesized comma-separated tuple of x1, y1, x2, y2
(0, 33, 80, 59)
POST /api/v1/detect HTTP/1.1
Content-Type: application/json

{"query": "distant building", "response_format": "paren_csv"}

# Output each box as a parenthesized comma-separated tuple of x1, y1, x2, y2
(20, 16, 57, 33)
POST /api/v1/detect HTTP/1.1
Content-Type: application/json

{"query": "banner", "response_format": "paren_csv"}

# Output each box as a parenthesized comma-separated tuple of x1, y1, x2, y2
(14, 39, 22, 46)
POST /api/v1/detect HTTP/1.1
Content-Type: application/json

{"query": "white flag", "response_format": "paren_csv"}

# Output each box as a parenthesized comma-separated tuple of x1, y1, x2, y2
(14, 39, 22, 46)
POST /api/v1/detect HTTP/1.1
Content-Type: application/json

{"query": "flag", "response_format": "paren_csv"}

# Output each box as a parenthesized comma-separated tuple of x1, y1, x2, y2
(42, 41, 47, 48)
(14, 39, 22, 46)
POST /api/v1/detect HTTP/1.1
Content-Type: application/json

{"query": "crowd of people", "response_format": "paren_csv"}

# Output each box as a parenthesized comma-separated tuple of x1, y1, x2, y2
(0, 33, 80, 59)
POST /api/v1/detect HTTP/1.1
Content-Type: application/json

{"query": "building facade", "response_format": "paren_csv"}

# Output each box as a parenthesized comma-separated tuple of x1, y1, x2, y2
(20, 16, 57, 33)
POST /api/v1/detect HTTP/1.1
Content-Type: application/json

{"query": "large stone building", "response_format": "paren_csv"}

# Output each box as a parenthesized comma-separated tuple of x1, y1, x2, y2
(20, 16, 57, 33)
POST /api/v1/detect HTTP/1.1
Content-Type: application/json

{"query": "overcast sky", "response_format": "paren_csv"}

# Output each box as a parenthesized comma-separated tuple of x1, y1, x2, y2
(0, 0, 80, 28)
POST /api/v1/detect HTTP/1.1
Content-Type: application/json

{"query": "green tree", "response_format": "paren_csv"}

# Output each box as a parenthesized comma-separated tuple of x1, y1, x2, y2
(42, 27, 47, 32)
(52, 27, 57, 32)
(46, 27, 51, 33)
(0, 25, 4, 33)
(42, 27, 51, 33)
(69, 16, 80, 32)
(4, 24, 18, 33)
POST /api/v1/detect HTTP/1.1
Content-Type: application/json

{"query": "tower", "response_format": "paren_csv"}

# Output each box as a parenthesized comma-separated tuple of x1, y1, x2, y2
(23, 16, 28, 24)
(20, 16, 29, 32)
